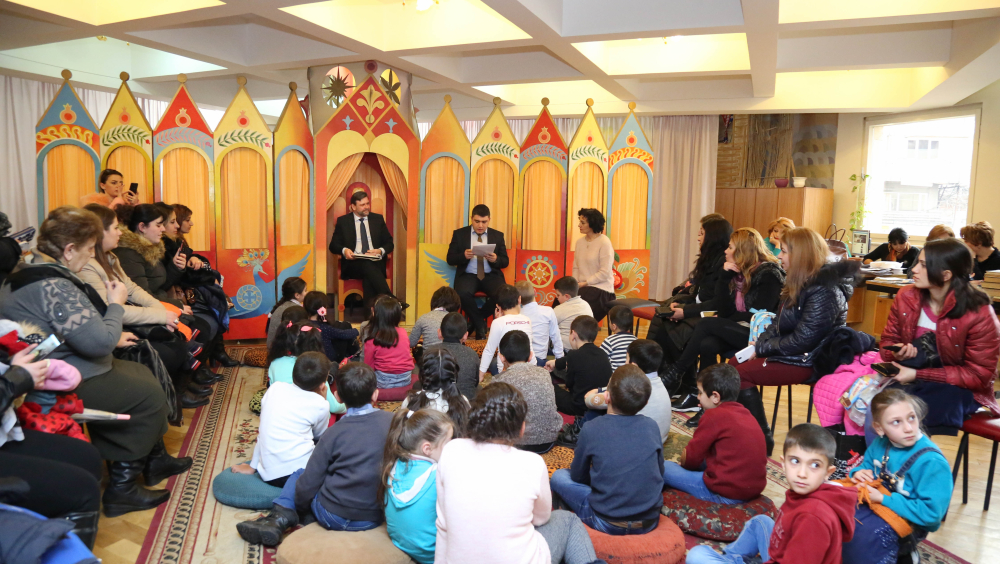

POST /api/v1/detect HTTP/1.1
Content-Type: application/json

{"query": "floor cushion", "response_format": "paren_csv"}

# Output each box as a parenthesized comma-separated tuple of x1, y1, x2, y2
(243, 346, 268, 367)
(212, 468, 281, 510)
(660, 489, 778, 542)
(585, 514, 686, 564)
(276, 523, 415, 564)
(376, 373, 420, 402)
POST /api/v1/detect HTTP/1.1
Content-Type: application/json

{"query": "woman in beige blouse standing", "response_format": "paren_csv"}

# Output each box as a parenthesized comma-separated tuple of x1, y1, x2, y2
(572, 208, 616, 322)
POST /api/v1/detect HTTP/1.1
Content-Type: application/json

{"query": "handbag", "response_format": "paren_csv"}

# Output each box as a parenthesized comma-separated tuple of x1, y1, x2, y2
(113, 339, 180, 424)
(824, 224, 851, 259)
(898, 332, 942, 369)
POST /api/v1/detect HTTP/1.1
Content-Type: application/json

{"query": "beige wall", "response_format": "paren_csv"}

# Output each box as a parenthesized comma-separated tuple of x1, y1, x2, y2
(831, 77, 1000, 243)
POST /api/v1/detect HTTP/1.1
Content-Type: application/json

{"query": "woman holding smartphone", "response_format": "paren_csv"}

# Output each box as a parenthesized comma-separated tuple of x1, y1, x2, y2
(98, 168, 138, 207)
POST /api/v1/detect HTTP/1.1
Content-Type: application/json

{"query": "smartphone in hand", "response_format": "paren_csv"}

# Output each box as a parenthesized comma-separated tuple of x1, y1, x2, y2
(129, 182, 139, 194)
(30, 333, 63, 361)
(883, 345, 902, 353)
(872, 362, 900, 378)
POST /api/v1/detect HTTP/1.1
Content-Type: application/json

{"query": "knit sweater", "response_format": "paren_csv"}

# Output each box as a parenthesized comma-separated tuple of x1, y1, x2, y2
(682, 402, 767, 501)
(553, 297, 593, 350)
(409, 309, 448, 347)
(767, 483, 856, 564)
(570, 413, 664, 521)
(294, 408, 394, 521)
(600, 332, 636, 370)
(364, 328, 415, 374)
(493, 362, 563, 445)
(572, 234, 615, 294)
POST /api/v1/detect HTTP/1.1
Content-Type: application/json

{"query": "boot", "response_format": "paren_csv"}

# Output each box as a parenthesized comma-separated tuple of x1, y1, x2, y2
(211, 333, 238, 368)
(660, 363, 693, 397)
(187, 382, 213, 396)
(192, 366, 222, 385)
(61, 510, 100, 549)
(556, 416, 584, 449)
(144, 439, 193, 486)
(181, 389, 210, 408)
(684, 409, 703, 428)
(102, 460, 170, 517)
(737, 387, 774, 457)
(236, 503, 299, 546)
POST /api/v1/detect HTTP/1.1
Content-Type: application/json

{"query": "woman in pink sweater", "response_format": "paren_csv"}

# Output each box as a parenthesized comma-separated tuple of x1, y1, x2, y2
(434, 382, 602, 564)
(362, 296, 414, 388)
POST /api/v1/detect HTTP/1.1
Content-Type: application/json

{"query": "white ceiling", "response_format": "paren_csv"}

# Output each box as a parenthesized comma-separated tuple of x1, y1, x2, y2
(1, 0, 999, 124)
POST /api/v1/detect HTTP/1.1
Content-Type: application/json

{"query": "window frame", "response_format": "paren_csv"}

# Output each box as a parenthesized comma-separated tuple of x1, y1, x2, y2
(860, 104, 982, 243)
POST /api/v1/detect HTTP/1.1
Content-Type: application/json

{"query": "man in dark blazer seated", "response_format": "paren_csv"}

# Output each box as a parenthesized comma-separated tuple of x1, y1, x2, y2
(447, 204, 509, 338)
(329, 190, 406, 308)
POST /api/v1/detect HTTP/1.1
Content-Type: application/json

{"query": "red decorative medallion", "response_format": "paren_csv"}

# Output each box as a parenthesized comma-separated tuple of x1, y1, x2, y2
(538, 127, 551, 145)
(491, 126, 501, 140)
(175, 108, 191, 128)
(119, 108, 131, 124)
(59, 104, 77, 124)
(626, 130, 637, 147)
(237, 110, 249, 128)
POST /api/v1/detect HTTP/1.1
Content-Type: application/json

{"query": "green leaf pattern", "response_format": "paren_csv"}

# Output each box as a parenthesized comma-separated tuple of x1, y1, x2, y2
(570, 145, 606, 162)
(101, 125, 149, 148)
(217, 129, 269, 149)
(475, 142, 516, 160)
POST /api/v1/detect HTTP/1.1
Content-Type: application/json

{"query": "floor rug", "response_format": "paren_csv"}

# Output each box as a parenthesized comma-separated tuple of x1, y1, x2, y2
(135, 348, 969, 564)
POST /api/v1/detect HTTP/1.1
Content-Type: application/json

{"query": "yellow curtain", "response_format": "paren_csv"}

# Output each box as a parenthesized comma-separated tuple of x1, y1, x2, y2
(161, 147, 211, 251)
(349, 162, 388, 214)
(568, 161, 605, 249)
(376, 154, 409, 219)
(609, 163, 648, 249)
(46, 144, 95, 211)
(278, 150, 310, 246)
(522, 160, 562, 251)
(423, 157, 464, 244)
(326, 153, 363, 210)
(221, 147, 267, 249)
(474, 159, 514, 247)
(106, 146, 148, 203)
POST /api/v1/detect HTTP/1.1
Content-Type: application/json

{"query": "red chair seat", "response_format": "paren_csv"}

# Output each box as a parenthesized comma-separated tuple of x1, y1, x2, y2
(585, 514, 686, 564)
(632, 306, 657, 322)
(961, 413, 1000, 441)
(952, 412, 1000, 511)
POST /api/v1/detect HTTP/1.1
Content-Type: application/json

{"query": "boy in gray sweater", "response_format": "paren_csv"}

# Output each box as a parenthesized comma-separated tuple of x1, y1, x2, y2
(426, 312, 483, 401)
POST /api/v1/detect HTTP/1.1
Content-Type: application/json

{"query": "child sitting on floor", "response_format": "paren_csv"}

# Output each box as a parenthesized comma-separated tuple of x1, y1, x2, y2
(479, 284, 534, 380)
(493, 330, 564, 453)
(266, 276, 306, 351)
(842, 389, 952, 564)
(381, 408, 454, 564)
(363, 296, 415, 389)
(663, 364, 766, 504)
(545, 315, 612, 418)
(686, 423, 856, 564)
(426, 312, 481, 401)
(402, 347, 470, 436)
(434, 382, 601, 564)
(600, 306, 636, 370)
(303, 291, 359, 362)
(265, 305, 309, 368)
(552, 276, 593, 351)
(268, 321, 345, 415)
(234, 352, 333, 545)
(550, 364, 663, 535)
(410, 286, 461, 348)
(585, 339, 671, 443)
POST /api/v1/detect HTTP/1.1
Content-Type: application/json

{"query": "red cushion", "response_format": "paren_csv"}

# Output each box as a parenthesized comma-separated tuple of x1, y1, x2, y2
(585, 515, 686, 564)
(660, 489, 778, 542)
(375, 373, 419, 402)
(961, 413, 1000, 441)
(633, 306, 657, 321)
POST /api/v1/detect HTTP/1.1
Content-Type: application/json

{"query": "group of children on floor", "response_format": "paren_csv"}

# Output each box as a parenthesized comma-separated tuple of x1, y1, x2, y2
(233, 274, 954, 564)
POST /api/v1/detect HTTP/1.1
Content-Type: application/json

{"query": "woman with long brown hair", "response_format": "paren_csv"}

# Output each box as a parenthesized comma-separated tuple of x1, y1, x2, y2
(731, 227, 860, 455)
(665, 228, 785, 419)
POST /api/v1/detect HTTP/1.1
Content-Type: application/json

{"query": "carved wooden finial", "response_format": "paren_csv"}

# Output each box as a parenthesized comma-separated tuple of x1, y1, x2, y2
(586, 98, 594, 107)
(289, 82, 297, 91)
(541, 97, 549, 107)
(61, 69, 72, 80)
(628, 101, 636, 111)
(237, 76, 247, 87)
(120, 71, 130, 82)
(444, 94, 452, 104)
(493, 97, 501, 106)
(178, 74, 187, 84)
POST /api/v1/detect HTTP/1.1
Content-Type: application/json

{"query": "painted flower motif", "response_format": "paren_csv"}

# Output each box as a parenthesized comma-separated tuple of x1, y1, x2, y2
(538, 127, 551, 145)
(175, 108, 191, 128)
(264, 141, 271, 148)
(491, 126, 501, 140)
(237, 110, 249, 128)
(586, 131, 594, 144)
(119, 108, 131, 124)
(613, 269, 624, 290)
(626, 130, 638, 147)
(59, 104, 77, 124)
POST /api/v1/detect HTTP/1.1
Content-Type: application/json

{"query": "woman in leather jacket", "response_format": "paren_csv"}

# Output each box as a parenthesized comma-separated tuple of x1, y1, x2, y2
(731, 227, 860, 455)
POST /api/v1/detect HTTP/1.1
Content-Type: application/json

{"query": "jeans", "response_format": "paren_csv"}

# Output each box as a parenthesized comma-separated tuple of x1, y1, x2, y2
(662, 462, 743, 505)
(272, 468, 380, 532)
(685, 515, 773, 564)
(550, 469, 658, 536)
(536, 357, 548, 368)
(375, 369, 412, 389)
(272, 468, 304, 510)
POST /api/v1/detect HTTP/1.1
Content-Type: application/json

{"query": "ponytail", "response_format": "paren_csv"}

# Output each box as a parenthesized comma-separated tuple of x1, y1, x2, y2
(266, 305, 308, 367)
(272, 277, 307, 315)
(377, 408, 453, 507)
(411, 347, 469, 436)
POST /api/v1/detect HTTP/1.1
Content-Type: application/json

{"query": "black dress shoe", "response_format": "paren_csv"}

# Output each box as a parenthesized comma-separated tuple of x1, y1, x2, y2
(144, 439, 193, 486)
(237, 504, 299, 546)
(212, 349, 239, 368)
(672, 393, 701, 412)
(102, 460, 170, 517)
(684, 409, 703, 428)
(187, 383, 212, 396)
(192, 367, 222, 385)
(181, 390, 210, 408)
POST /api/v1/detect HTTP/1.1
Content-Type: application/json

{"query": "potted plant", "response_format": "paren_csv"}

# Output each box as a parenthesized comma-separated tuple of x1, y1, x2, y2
(848, 172, 870, 231)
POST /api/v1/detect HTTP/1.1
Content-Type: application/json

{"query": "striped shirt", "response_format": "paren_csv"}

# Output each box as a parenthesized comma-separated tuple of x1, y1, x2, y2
(600, 332, 636, 370)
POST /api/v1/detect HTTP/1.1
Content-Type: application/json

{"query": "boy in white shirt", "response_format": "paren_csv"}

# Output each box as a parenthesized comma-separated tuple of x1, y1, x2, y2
(514, 280, 564, 367)
(552, 277, 593, 351)
(478, 285, 534, 381)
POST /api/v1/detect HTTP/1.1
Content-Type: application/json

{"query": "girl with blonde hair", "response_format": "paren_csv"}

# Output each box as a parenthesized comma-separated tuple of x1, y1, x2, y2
(764, 217, 795, 257)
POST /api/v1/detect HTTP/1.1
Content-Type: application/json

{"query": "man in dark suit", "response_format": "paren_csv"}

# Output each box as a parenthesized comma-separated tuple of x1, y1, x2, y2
(447, 204, 509, 338)
(329, 191, 406, 308)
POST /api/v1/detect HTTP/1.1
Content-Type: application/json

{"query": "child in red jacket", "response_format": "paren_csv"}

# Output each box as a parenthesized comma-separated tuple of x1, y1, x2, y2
(662, 364, 766, 503)
(685, 423, 856, 564)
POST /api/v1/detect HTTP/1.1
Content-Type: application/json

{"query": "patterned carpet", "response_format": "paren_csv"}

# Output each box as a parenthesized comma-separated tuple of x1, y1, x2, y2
(135, 346, 970, 564)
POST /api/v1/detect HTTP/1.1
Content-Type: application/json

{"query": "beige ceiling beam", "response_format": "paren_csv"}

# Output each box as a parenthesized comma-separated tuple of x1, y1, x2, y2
(741, 0, 779, 98)
(910, 17, 1000, 109)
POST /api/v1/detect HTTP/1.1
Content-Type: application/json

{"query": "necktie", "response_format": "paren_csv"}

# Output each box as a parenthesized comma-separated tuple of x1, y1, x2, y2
(476, 233, 485, 280)
(360, 218, 370, 254)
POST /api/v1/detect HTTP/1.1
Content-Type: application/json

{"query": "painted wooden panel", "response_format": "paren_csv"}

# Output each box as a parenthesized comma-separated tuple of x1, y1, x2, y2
(753, 188, 779, 235)
(45, 144, 95, 210)
(106, 145, 149, 204)
(715, 188, 736, 222)
(161, 147, 211, 252)
(609, 162, 648, 249)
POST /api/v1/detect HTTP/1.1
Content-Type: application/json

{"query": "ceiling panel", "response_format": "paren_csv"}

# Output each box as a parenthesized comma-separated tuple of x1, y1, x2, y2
(7, 0, 225, 26)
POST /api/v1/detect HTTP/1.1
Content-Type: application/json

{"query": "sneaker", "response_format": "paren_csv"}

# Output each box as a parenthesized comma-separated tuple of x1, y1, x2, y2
(684, 410, 703, 428)
(672, 393, 701, 412)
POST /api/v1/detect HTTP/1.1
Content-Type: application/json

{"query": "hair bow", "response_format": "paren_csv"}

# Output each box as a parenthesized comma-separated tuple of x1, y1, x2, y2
(301, 325, 314, 332)
(287, 321, 294, 328)
(317, 306, 327, 321)
(406, 409, 415, 419)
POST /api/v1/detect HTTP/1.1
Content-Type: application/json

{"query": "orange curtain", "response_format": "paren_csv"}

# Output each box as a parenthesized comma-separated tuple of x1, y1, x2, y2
(349, 162, 388, 214)
(278, 150, 310, 246)
(376, 154, 409, 219)
(161, 147, 211, 251)
(474, 159, 514, 247)
(522, 160, 562, 251)
(326, 153, 363, 210)
(45, 144, 95, 212)
(609, 163, 648, 249)
(423, 157, 465, 244)
(568, 161, 605, 249)
(106, 146, 148, 203)
(221, 147, 267, 249)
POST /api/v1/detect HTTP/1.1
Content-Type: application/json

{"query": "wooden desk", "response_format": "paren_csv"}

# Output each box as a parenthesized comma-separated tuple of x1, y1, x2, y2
(859, 280, 1000, 338)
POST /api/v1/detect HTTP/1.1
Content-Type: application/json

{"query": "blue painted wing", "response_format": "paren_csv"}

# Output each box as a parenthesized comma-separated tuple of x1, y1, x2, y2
(425, 250, 456, 287)
(277, 250, 311, 290)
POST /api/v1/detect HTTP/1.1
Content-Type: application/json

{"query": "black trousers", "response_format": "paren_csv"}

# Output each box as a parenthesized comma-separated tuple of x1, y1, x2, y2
(0, 430, 102, 516)
(346, 259, 393, 306)
(553, 384, 584, 416)
(454, 271, 505, 332)
(579, 286, 616, 323)
(674, 317, 751, 389)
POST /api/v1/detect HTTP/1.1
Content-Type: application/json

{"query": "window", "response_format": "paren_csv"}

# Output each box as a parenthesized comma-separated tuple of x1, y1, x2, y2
(863, 110, 979, 237)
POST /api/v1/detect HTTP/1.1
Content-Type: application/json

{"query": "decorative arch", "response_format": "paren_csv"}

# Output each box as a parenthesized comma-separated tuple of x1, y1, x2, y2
(100, 72, 153, 203)
(607, 102, 654, 250)
(566, 99, 609, 253)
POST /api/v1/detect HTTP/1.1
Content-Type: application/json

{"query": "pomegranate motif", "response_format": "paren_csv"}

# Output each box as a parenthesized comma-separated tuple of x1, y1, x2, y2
(119, 108, 130, 124)
(59, 104, 76, 124)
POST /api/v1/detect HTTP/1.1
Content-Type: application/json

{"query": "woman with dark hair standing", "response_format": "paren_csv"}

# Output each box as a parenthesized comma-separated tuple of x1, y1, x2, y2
(875, 238, 1000, 436)
(572, 208, 616, 322)
(0, 206, 189, 517)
